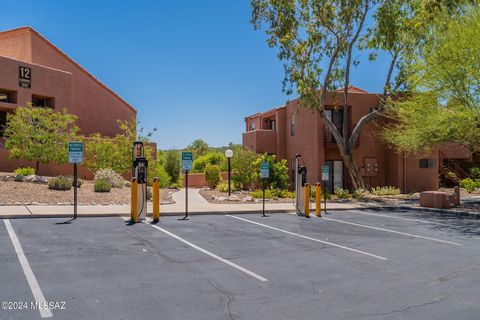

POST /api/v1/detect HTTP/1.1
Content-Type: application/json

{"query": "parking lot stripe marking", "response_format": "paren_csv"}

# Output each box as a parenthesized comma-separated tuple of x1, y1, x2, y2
(226, 215, 388, 261)
(4, 219, 53, 318)
(322, 217, 463, 246)
(347, 210, 446, 225)
(149, 224, 268, 282)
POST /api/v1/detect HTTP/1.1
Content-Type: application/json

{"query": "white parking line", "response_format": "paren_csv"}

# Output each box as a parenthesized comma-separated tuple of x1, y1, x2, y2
(4, 219, 53, 318)
(149, 224, 268, 282)
(226, 215, 388, 261)
(345, 210, 447, 225)
(322, 217, 463, 246)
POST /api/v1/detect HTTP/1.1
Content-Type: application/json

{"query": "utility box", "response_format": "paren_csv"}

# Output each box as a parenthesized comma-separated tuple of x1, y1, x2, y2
(420, 191, 456, 209)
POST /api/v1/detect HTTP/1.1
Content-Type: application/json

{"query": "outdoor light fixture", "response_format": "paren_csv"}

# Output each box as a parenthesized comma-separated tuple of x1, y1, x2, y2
(225, 149, 233, 196)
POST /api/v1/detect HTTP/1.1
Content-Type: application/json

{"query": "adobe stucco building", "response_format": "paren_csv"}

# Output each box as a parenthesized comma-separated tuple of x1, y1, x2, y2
(243, 87, 472, 193)
(0, 27, 136, 176)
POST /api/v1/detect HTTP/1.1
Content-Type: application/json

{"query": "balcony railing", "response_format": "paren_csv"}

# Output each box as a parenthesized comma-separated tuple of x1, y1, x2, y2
(242, 129, 277, 154)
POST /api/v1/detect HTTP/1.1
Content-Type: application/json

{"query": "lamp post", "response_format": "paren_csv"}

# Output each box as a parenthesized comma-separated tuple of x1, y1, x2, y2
(225, 149, 233, 197)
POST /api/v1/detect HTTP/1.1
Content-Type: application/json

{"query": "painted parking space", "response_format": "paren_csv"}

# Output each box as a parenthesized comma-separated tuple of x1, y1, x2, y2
(1, 210, 480, 320)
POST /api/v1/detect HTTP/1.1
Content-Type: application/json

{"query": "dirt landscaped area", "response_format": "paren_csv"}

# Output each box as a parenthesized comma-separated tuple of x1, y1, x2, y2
(0, 173, 177, 205)
(199, 188, 295, 204)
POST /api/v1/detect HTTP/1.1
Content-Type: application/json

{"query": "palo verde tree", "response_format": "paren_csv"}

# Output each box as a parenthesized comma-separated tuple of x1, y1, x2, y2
(251, 0, 472, 189)
(4, 105, 79, 174)
(383, 5, 480, 153)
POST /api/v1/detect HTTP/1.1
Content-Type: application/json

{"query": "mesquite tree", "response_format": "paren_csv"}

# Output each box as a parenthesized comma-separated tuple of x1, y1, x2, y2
(251, 0, 471, 189)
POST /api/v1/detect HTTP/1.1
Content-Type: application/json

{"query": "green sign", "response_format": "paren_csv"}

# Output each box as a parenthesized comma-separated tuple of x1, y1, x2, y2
(182, 152, 193, 171)
(260, 161, 270, 179)
(322, 165, 329, 181)
(68, 141, 83, 164)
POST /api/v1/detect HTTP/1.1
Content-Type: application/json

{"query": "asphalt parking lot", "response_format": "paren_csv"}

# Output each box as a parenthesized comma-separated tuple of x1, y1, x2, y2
(1, 209, 480, 320)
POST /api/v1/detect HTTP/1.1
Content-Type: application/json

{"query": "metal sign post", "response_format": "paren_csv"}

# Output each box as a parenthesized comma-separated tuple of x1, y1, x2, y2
(260, 161, 270, 217)
(180, 152, 193, 221)
(321, 165, 329, 215)
(68, 141, 83, 220)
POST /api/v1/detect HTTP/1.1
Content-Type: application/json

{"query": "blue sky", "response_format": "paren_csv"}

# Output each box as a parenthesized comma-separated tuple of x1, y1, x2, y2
(1, 0, 390, 149)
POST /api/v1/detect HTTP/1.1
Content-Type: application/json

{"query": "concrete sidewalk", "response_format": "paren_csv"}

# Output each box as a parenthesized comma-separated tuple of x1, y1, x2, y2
(0, 188, 377, 219)
(1, 188, 477, 219)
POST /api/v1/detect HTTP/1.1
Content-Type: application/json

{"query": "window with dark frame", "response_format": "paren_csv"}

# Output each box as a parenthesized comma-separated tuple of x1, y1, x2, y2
(31, 95, 55, 108)
(0, 111, 7, 137)
(0, 89, 17, 104)
(290, 113, 296, 136)
(419, 159, 436, 168)
(324, 109, 343, 143)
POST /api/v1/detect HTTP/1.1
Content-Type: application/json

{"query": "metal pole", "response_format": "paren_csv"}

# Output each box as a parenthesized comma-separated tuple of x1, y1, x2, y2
(323, 181, 328, 214)
(185, 171, 188, 219)
(228, 157, 231, 197)
(73, 163, 77, 220)
(262, 182, 266, 217)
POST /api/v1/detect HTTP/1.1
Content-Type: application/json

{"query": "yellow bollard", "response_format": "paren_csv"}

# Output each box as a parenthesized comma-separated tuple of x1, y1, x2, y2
(131, 178, 138, 223)
(304, 183, 310, 218)
(153, 178, 160, 222)
(315, 183, 322, 217)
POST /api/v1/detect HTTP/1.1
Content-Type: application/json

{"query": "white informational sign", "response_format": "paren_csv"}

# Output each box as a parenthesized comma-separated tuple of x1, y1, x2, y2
(321, 165, 329, 181)
(260, 161, 270, 179)
(182, 152, 193, 171)
(68, 141, 83, 164)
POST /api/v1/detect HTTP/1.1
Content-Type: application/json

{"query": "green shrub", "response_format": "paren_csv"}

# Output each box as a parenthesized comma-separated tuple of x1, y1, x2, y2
(271, 189, 295, 198)
(370, 186, 401, 196)
(334, 188, 351, 199)
(470, 167, 480, 180)
(48, 176, 73, 191)
(352, 188, 367, 199)
(204, 164, 221, 189)
(94, 168, 124, 188)
(146, 188, 153, 200)
(459, 178, 478, 193)
(216, 182, 230, 193)
(66, 176, 83, 188)
(94, 179, 112, 192)
(253, 154, 289, 190)
(14, 175, 25, 182)
(148, 161, 170, 187)
(14, 167, 35, 176)
(251, 189, 273, 199)
(192, 153, 226, 173)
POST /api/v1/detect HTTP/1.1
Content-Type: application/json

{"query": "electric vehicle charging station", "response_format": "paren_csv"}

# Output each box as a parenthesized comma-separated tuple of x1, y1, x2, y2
(132, 141, 148, 222)
(294, 154, 308, 216)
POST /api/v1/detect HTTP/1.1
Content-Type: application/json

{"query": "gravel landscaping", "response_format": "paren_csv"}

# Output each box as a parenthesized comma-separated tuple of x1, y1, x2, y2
(0, 172, 177, 205)
(199, 188, 294, 204)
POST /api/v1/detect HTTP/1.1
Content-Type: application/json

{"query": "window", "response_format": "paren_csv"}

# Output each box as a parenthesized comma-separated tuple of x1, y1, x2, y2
(419, 159, 436, 169)
(324, 160, 344, 193)
(31, 95, 54, 108)
(249, 122, 255, 131)
(324, 109, 343, 143)
(0, 89, 17, 104)
(290, 113, 296, 136)
(0, 111, 7, 137)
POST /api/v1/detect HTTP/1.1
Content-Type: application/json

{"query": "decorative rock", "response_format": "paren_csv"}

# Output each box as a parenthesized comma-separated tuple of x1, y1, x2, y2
(211, 195, 218, 201)
(272, 196, 279, 200)
(243, 196, 255, 202)
(228, 195, 240, 201)
(217, 196, 226, 202)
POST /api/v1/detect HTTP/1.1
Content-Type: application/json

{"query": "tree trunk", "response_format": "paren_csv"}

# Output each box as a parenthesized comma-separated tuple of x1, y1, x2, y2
(35, 160, 40, 175)
(341, 151, 365, 190)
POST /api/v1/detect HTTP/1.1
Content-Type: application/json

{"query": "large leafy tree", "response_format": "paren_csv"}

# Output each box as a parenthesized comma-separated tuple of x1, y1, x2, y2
(383, 6, 480, 153)
(4, 105, 79, 174)
(188, 139, 209, 158)
(251, 0, 471, 189)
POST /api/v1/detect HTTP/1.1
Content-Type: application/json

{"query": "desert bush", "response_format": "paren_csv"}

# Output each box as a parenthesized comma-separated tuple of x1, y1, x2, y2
(94, 179, 112, 192)
(14, 167, 35, 176)
(459, 178, 479, 193)
(370, 186, 401, 196)
(352, 188, 368, 199)
(469, 167, 480, 180)
(334, 188, 351, 199)
(271, 189, 295, 198)
(192, 152, 226, 173)
(48, 176, 73, 191)
(204, 164, 221, 189)
(94, 168, 124, 188)
(251, 189, 273, 199)
(216, 182, 229, 193)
